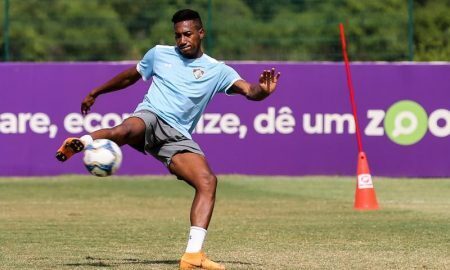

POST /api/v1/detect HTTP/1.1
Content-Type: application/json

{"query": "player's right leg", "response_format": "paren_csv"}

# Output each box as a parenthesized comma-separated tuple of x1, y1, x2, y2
(55, 137, 85, 161)
(55, 117, 146, 162)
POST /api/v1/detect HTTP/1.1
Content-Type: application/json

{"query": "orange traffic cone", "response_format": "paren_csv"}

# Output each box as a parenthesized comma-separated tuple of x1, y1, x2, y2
(354, 152, 379, 210)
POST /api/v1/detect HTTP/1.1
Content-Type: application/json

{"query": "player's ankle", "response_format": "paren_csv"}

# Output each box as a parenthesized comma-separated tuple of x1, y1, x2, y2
(80, 135, 93, 146)
(185, 226, 207, 253)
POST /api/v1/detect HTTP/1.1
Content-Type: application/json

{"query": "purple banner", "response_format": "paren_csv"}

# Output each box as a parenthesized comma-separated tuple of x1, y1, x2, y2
(0, 62, 449, 177)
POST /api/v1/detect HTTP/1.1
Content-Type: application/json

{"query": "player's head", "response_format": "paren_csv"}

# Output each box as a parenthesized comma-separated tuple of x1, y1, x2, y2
(172, 9, 205, 59)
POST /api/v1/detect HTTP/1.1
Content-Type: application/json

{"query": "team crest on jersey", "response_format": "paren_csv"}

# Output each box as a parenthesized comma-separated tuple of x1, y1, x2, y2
(193, 68, 205, 79)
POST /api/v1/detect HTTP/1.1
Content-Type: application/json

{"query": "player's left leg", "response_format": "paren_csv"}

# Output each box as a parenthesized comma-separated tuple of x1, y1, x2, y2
(168, 152, 225, 270)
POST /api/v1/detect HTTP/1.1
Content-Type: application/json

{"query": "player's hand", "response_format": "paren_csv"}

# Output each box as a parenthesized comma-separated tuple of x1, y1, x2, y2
(81, 93, 96, 116)
(259, 68, 281, 95)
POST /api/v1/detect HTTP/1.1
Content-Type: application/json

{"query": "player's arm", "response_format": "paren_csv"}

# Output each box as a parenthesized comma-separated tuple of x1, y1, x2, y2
(81, 66, 141, 115)
(229, 68, 281, 101)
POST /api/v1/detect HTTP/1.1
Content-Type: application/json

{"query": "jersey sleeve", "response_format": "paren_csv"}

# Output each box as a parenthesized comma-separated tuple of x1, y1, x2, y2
(217, 64, 242, 95)
(136, 47, 156, 81)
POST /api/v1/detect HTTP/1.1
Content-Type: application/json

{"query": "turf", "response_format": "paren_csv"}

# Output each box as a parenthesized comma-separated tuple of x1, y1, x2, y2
(0, 175, 449, 269)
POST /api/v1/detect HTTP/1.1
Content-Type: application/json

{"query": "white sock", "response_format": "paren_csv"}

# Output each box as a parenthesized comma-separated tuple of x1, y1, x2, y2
(185, 226, 207, 253)
(80, 135, 93, 146)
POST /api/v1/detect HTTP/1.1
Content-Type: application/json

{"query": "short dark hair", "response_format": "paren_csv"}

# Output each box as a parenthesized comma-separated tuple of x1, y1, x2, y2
(171, 9, 203, 28)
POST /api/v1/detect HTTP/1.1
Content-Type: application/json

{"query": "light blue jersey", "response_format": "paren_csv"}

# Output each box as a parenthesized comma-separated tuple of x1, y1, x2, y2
(135, 45, 241, 139)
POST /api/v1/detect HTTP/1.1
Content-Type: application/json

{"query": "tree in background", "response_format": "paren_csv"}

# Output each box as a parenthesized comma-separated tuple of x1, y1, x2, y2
(1, 0, 449, 61)
(3, 0, 131, 61)
(414, 0, 450, 60)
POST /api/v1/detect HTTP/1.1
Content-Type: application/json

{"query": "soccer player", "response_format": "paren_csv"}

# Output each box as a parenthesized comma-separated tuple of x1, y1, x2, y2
(56, 9, 280, 270)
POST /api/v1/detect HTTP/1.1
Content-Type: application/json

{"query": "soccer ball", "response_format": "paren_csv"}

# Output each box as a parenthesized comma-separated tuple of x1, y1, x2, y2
(83, 139, 122, 177)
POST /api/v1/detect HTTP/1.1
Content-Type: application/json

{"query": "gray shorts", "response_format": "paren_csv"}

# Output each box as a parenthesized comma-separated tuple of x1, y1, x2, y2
(131, 110, 204, 166)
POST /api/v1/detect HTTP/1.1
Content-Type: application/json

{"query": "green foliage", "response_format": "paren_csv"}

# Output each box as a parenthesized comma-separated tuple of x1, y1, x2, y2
(6, 0, 131, 61)
(414, 0, 450, 61)
(1, 0, 449, 61)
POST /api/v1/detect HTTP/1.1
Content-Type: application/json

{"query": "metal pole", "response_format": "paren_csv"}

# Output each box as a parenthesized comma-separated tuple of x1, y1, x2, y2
(3, 0, 10, 61)
(407, 0, 414, 61)
(206, 0, 212, 54)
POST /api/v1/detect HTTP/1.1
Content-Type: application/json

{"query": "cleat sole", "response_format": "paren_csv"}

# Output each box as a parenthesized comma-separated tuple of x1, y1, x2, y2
(56, 138, 85, 162)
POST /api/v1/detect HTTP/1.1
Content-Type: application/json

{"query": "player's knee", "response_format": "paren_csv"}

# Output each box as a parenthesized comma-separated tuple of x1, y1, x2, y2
(111, 124, 133, 140)
(111, 118, 145, 141)
(196, 172, 217, 196)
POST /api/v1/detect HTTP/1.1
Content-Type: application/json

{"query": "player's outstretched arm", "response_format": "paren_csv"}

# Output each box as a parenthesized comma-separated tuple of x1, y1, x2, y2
(229, 68, 281, 101)
(81, 66, 142, 115)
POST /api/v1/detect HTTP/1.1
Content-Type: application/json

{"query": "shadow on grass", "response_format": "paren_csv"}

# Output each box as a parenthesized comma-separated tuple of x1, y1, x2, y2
(65, 256, 254, 267)
(65, 256, 179, 267)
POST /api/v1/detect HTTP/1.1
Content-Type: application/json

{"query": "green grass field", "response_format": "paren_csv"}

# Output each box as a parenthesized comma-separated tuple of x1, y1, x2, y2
(0, 175, 449, 270)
